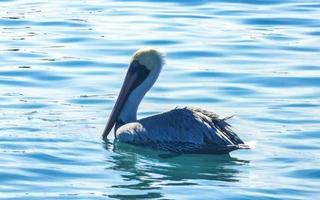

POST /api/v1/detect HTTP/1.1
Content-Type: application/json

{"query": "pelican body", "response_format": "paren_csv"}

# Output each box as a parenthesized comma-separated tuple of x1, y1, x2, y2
(103, 48, 250, 154)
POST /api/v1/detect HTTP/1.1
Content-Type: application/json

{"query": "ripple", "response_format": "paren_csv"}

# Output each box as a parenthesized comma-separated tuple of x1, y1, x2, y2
(0, 79, 39, 87)
(279, 130, 320, 139)
(1, 0, 320, 199)
(45, 60, 105, 68)
(279, 103, 319, 108)
(142, 39, 180, 45)
(238, 76, 320, 87)
(184, 70, 248, 78)
(217, 86, 256, 96)
(0, 18, 32, 26)
(34, 20, 88, 28)
(286, 169, 320, 180)
(307, 31, 320, 36)
(169, 50, 224, 59)
(69, 97, 111, 105)
(22, 152, 79, 165)
(153, 14, 212, 19)
(243, 17, 320, 27)
(0, 127, 41, 132)
(55, 37, 90, 43)
(0, 69, 71, 81)
(0, 102, 49, 109)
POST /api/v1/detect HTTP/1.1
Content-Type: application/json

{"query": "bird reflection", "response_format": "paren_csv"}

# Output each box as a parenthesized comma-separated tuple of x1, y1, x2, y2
(103, 139, 249, 199)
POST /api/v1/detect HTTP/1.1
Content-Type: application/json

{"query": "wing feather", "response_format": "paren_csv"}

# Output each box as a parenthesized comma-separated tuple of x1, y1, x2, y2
(116, 106, 246, 153)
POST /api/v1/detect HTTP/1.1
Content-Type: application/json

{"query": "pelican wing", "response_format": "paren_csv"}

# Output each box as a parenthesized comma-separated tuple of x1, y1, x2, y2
(116, 107, 247, 154)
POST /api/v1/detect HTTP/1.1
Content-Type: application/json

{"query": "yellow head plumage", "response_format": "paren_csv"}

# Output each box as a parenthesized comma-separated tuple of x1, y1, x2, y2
(131, 48, 165, 70)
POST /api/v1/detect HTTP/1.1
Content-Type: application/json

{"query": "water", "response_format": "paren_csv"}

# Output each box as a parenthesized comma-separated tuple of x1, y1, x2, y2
(0, 0, 320, 199)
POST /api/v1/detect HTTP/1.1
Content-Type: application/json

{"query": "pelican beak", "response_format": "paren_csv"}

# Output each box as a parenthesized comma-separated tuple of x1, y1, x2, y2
(102, 61, 150, 139)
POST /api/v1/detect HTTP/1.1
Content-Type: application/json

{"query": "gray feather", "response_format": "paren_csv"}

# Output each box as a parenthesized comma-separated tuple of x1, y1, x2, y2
(115, 107, 248, 154)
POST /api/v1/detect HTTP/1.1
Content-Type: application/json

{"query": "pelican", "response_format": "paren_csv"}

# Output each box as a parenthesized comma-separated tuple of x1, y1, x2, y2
(103, 48, 251, 154)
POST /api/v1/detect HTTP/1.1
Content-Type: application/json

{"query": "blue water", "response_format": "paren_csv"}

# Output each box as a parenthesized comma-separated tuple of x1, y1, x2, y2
(1, 0, 320, 199)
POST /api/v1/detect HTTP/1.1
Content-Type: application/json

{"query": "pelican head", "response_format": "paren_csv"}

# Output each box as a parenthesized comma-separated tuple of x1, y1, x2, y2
(103, 48, 164, 139)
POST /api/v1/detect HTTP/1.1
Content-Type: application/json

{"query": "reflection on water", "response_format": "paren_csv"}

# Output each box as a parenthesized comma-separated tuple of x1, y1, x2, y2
(104, 140, 249, 199)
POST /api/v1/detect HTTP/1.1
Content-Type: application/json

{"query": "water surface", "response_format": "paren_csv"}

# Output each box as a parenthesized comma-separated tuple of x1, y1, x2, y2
(0, 0, 320, 199)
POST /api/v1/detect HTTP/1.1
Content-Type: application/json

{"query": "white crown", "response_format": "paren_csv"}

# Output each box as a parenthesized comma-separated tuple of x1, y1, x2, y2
(132, 48, 165, 70)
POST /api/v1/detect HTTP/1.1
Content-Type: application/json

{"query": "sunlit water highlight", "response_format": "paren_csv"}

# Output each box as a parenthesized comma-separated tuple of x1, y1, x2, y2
(0, 0, 320, 199)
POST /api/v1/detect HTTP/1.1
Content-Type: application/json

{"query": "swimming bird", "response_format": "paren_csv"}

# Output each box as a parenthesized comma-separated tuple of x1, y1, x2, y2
(103, 48, 250, 154)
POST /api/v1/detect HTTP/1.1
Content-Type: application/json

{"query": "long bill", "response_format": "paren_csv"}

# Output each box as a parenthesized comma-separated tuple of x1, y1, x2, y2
(102, 61, 150, 139)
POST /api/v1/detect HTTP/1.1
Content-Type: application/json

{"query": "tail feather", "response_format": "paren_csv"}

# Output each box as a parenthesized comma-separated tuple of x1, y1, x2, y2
(238, 141, 256, 149)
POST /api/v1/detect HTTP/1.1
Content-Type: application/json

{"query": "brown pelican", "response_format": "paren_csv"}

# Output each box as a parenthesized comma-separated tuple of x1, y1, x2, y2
(103, 48, 251, 154)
